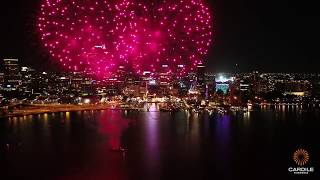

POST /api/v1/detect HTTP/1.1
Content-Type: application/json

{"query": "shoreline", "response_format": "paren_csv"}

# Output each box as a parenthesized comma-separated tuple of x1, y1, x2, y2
(0, 104, 144, 118)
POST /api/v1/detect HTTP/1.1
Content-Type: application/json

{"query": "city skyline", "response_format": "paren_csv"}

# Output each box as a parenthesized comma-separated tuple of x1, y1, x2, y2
(0, 0, 320, 73)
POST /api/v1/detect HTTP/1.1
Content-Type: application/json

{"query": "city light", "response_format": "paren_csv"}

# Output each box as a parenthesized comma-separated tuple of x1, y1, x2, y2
(216, 75, 234, 83)
(84, 99, 91, 104)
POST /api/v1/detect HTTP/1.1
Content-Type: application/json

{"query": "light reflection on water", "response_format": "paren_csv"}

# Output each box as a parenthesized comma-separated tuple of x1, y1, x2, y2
(99, 110, 128, 149)
(144, 107, 160, 177)
(215, 114, 231, 148)
(1, 107, 319, 179)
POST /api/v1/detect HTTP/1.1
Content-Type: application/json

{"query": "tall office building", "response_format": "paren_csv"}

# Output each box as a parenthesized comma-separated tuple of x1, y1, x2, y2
(159, 64, 171, 86)
(4, 59, 19, 74)
(196, 63, 206, 95)
(3, 59, 21, 91)
(0, 73, 4, 88)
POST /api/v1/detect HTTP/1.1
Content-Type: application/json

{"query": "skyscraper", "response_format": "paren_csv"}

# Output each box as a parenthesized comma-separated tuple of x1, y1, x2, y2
(196, 63, 206, 96)
(0, 73, 4, 88)
(3, 59, 21, 91)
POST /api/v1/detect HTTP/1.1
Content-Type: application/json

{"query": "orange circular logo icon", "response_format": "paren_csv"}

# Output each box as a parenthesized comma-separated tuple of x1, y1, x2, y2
(293, 149, 309, 166)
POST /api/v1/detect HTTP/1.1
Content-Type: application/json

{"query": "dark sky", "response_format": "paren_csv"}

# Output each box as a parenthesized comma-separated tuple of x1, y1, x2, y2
(0, 0, 319, 73)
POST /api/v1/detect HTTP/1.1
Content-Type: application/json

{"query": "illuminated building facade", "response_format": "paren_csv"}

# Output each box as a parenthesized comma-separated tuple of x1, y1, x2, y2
(0, 73, 4, 88)
(196, 63, 206, 95)
(215, 74, 234, 95)
(3, 59, 21, 91)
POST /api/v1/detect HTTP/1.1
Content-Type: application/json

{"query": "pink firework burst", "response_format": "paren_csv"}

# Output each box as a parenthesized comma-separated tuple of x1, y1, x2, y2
(37, 0, 135, 77)
(126, 0, 213, 77)
(37, 0, 213, 78)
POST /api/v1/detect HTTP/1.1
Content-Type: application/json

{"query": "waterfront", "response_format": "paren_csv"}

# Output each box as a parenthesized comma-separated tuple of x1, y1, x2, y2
(1, 105, 319, 179)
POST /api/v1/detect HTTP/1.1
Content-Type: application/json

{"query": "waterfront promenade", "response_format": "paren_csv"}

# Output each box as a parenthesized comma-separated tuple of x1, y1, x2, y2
(0, 103, 144, 118)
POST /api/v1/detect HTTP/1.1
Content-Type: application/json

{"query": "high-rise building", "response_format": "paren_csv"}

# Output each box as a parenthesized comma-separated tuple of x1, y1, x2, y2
(0, 73, 4, 88)
(3, 59, 21, 91)
(4, 59, 19, 72)
(215, 74, 234, 95)
(20, 66, 35, 96)
(196, 63, 206, 95)
(240, 80, 250, 92)
(159, 64, 171, 86)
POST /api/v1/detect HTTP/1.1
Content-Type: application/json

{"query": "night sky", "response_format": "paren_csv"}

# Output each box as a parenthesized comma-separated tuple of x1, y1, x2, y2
(0, 0, 319, 73)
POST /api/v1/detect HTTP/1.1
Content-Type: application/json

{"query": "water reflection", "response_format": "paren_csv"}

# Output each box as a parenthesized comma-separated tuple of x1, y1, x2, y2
(99, 110, 128, 149)
(215, 114, 231, 149)
(144, 105, 160, 172)
(243, 111, 251, 128)
(1, 107, 319, 179)
(189, 112, 200, 144)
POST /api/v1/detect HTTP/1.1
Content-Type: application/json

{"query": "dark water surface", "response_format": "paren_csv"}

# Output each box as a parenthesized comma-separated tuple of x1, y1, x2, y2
(1, 105, 319, 179)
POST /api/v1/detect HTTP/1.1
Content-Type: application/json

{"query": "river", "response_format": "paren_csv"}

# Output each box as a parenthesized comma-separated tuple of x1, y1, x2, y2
(1, 104, 319, 179)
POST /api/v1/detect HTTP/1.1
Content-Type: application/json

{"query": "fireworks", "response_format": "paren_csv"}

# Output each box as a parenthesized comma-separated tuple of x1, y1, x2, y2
(37, 0, 213, 78)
